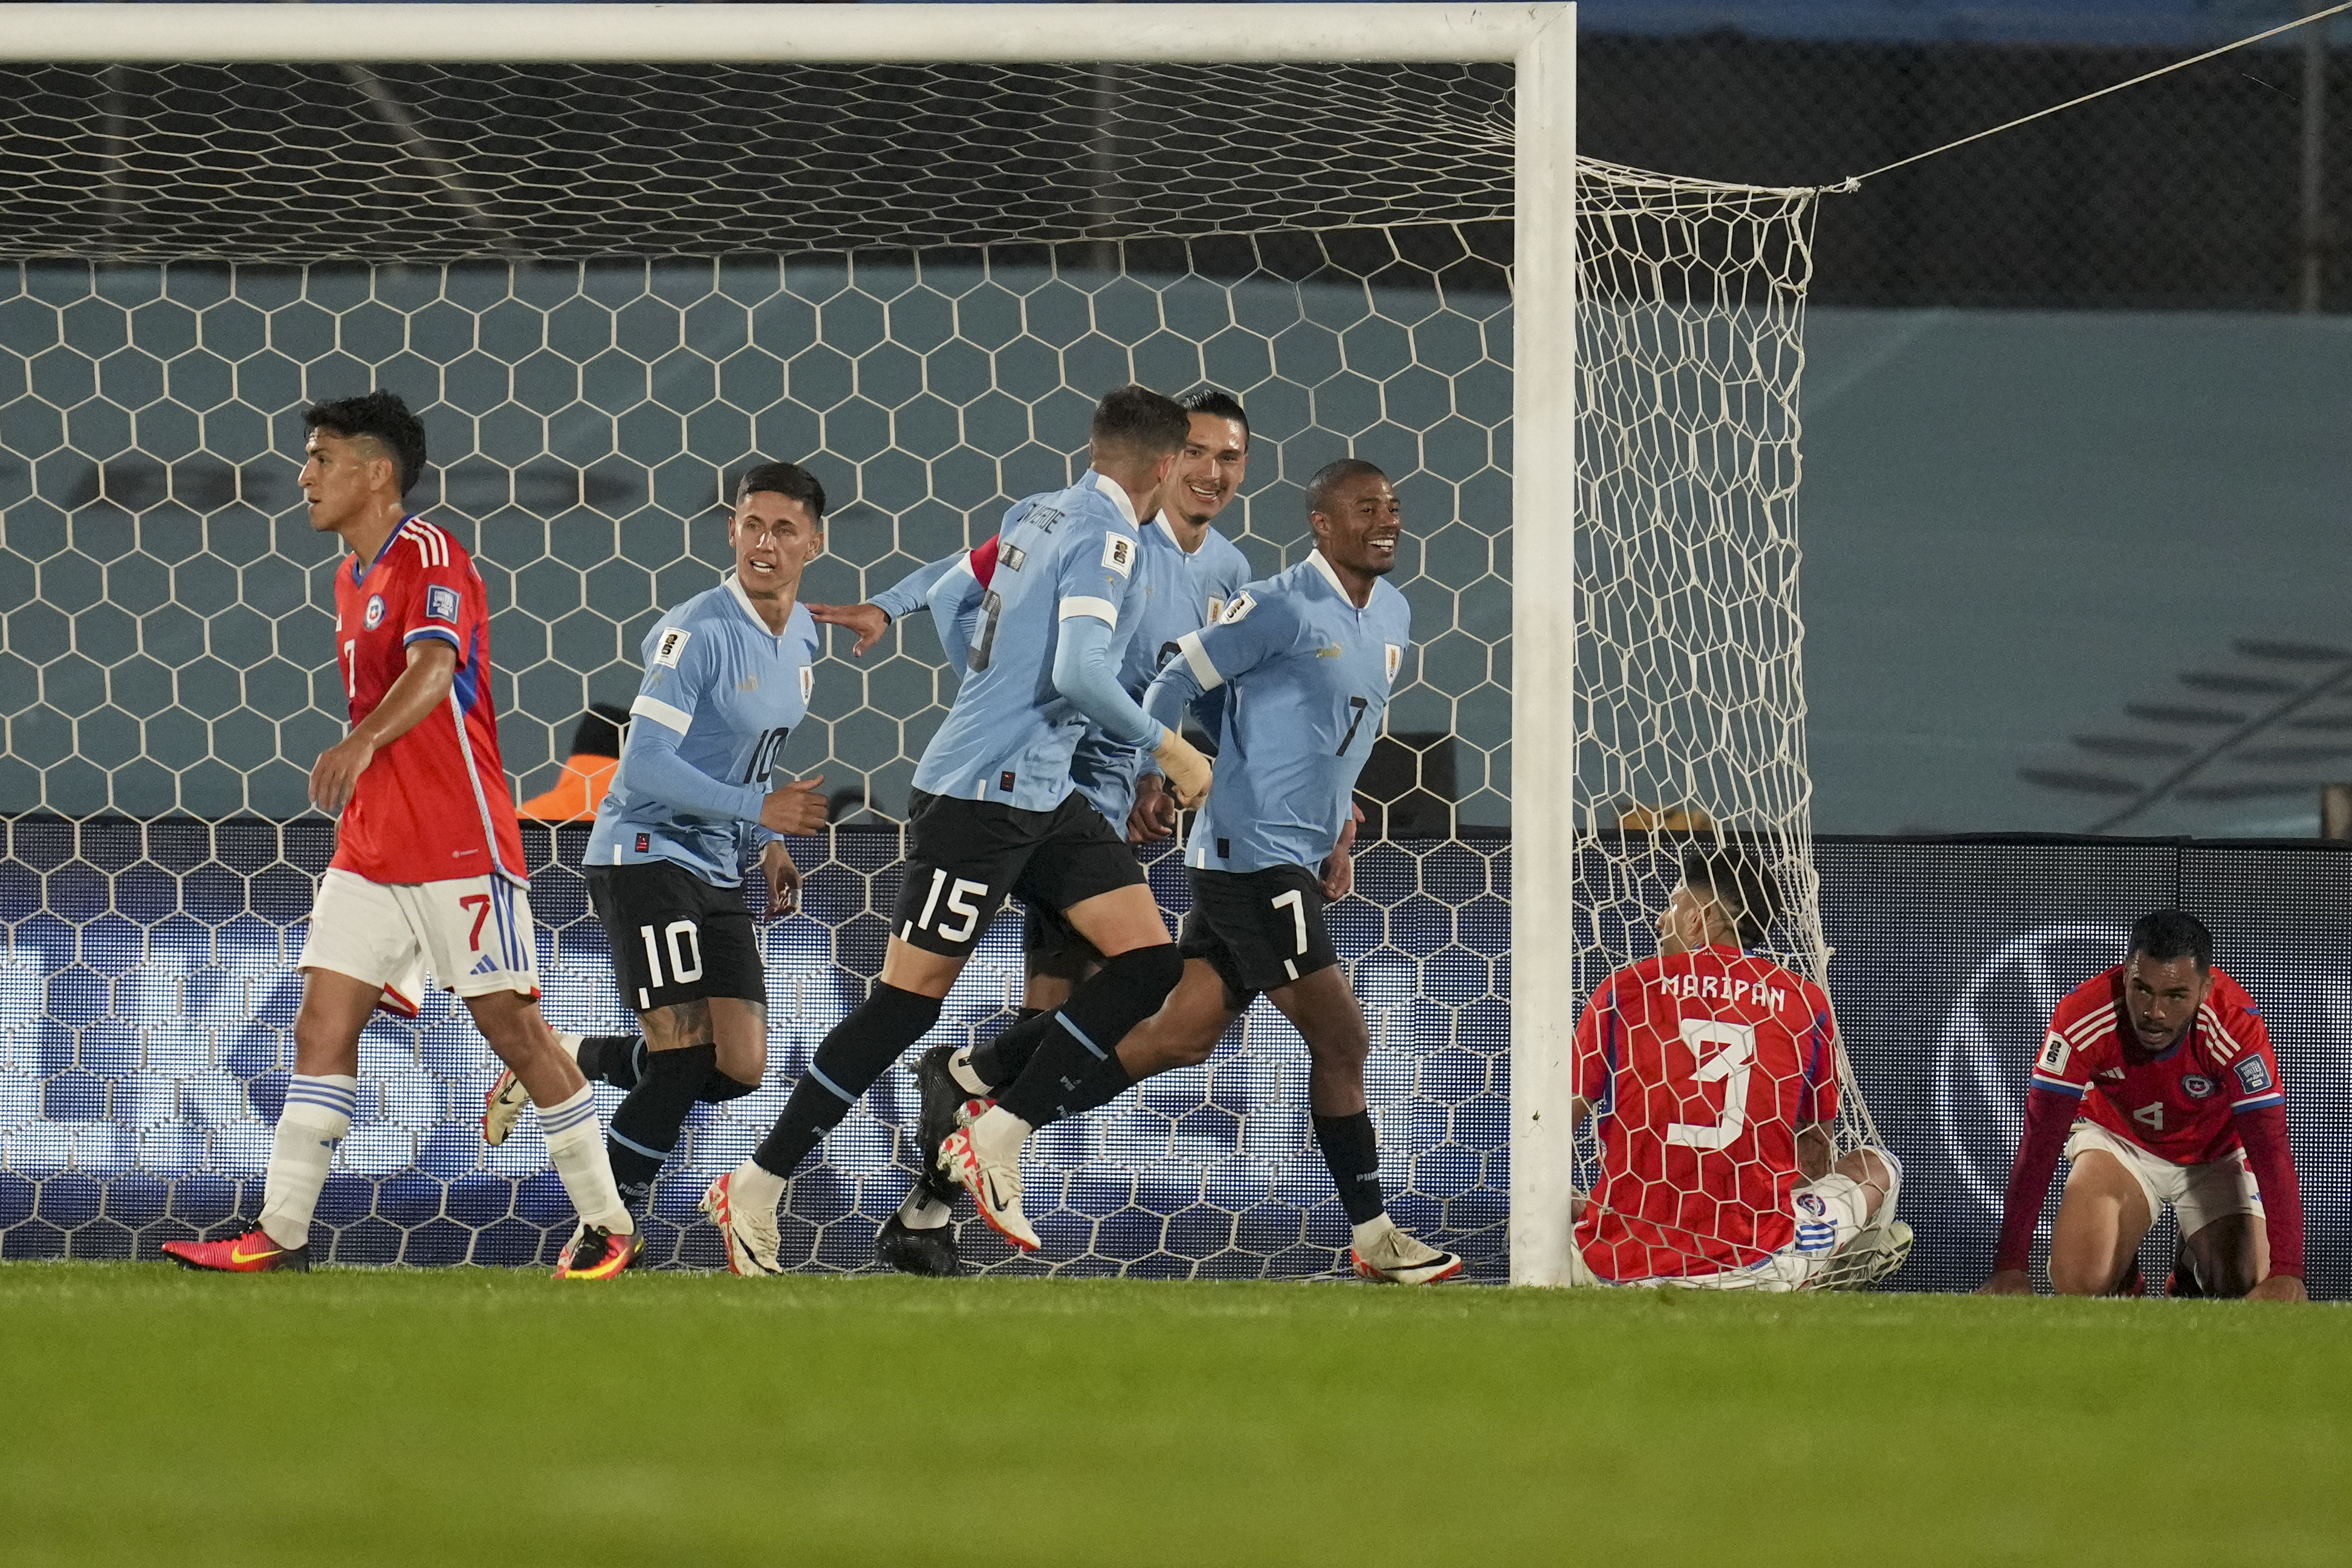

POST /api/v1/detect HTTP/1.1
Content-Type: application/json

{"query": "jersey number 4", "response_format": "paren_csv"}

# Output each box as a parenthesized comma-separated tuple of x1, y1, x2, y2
(1665, 1019, 1756, 1150)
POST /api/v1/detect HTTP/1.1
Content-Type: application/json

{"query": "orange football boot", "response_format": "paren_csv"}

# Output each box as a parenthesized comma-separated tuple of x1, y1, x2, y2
(162, 1228, 310, 1273)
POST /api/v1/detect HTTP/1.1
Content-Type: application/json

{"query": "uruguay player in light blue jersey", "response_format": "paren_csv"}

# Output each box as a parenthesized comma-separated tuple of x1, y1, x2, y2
(954, 459, 1463, 1283)
(705, 387, 1213, 1270)
(488, 462, 831, 1272)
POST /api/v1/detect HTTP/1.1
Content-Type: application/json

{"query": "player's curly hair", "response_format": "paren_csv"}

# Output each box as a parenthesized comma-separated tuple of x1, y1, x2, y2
(303, 389, 427, 496)
(1678, 841, 1783, 949)
(2130, 909, 2212, 972)
(734, 460, 826, 523)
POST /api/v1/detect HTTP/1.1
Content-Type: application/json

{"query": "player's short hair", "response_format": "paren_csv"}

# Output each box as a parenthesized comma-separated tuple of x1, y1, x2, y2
(303, 390, 427, 496)
(734, 460, 826, 524)
(1089, 384, 1190, 461)
(1305, 458, 1389, 519)
(1678, 841, 1783, 949)
(2130, 909, 2212, 973)
(1178, 386, 1251, 445)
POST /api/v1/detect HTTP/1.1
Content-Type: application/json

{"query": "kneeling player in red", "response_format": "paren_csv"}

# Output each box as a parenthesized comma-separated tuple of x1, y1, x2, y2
(1567, 844, 1910, 1291)
(1979, 910, 2305, 1301)
(160, 392, 637, 1280)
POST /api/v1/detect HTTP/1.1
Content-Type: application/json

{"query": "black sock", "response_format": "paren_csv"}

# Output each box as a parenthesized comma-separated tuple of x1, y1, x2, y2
(998, 946, 1181, 1126)
(701, 1066, 760, 1102)
(970, 1008, 1048, 1091)
(606, 1045, 713, 1215)
(1313, 1110, 1386, 1223)
(577, 1034, 647, 1090)
(753, 983, 942, 1178)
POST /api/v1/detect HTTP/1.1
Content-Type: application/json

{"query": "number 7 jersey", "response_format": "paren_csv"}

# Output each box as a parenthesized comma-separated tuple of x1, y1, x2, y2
(1572, 945, 1841, 1280)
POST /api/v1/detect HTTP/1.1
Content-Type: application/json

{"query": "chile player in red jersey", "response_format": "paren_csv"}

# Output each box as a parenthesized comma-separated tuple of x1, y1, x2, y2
(1979, 910, 2305, 1301)
(1567, 843, 1910, 1289)
(163, 391, 637, 1280)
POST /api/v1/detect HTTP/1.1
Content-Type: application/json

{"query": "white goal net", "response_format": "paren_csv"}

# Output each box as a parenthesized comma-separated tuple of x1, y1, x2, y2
(0, 16, 1858, 1281)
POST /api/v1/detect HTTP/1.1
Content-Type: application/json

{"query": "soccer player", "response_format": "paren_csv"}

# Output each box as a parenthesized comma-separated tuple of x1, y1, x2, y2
(1567, 845, 1909, 1291)
(1979, 910, 2305, 1301)
(484, 464, 832, 1231)
(836, 391, 1257, 1275)
(700, 385, 1213, 1271)
(160, 390, 637, 1278)
(930, 459, 1460, 1283)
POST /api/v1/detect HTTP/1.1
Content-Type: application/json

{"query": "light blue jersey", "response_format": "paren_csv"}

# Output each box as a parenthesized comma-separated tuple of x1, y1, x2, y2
(912, 471, 1158, 812)
(1144, 550, 1411, 874)
(586, 575, 820, 887)
(1067, 514, 1255, 824)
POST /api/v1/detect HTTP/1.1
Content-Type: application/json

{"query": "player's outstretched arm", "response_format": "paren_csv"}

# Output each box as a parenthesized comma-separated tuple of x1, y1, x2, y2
(814, 549, 976, 658)
(805, 601, 891, 657)
(310, 639, 456, 814)
(1978, 1082, 2078, 1294)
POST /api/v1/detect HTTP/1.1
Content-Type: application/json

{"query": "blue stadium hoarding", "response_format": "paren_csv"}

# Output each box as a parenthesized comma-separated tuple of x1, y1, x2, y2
(2, 818, 2344, 1296)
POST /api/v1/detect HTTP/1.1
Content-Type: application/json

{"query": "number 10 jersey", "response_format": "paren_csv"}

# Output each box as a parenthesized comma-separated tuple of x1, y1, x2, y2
(1572, 945, 1841, 1281)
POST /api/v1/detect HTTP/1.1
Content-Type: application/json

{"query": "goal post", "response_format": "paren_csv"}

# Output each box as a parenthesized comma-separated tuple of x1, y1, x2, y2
(0, 5, 1848, 1286)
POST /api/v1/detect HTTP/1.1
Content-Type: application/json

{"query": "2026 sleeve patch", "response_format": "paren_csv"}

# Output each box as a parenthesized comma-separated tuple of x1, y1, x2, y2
(652, 627, 691, 668)
(1101, 533, 1135, 577)
(2233, 1056, 2274, 1095)
(1218, 591, 1257, 625)
(425, 585, 461, 624)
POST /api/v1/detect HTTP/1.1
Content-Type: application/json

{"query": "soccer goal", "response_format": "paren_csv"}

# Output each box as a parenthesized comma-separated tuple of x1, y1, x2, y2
(0, 2, 1859, 1285)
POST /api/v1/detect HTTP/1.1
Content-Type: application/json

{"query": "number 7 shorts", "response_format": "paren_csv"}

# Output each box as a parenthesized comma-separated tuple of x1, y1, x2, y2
(890, 788, 1148, 958)
(297, 867, 541, 1004)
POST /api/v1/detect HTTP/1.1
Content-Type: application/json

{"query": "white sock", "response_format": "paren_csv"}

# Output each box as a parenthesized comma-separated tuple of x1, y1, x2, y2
(259, 1074, 355, 1249)
(552, 1029, 585, 1064)
(949, 1046, 991, 1097)
(540, 1086, 633, 1236)
(1351, 1213, 1398, 1254)
(896, 1188, 953, 1229)
(969, 1104, 1033, 1159)
(728, 1158, 788, 1213)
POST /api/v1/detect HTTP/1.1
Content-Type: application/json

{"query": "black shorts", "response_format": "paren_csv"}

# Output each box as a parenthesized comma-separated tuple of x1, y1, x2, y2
(891, 789, 1147, 959)
(586, 861, 766, 1016)
(1022, 900, 1105, 976)
(1178, 863, 1341, 1005)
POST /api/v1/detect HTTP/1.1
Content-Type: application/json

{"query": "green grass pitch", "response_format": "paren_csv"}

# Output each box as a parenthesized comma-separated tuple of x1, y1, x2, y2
(1, 1265, 2345, 1567)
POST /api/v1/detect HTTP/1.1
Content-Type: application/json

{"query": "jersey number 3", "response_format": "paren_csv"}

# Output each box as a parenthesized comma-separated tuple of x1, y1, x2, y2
(1666, 1019, 1756, 1150)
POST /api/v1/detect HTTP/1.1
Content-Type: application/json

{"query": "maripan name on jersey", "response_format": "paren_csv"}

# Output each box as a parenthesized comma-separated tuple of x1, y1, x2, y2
(586, 575, 818, 887)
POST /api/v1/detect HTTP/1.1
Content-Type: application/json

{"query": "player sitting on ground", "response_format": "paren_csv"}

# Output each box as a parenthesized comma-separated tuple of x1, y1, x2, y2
(483, 464, 832, 1260)
(1978, 910, 2305, 1301)
(163, 390, 637, 1278)
(699, 385, 1213, 1271)
(818, 390, 1257, 1275)
(1567, 846, 1909, 1290)
(930, 459, 1460, 1283)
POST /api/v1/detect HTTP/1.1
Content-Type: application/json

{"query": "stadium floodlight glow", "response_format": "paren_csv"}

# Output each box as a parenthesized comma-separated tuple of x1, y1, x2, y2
(1, 4, 1856, 1288)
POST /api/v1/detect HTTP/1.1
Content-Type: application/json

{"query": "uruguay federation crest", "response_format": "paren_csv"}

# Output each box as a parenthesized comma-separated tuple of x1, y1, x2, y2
(363, 594, 386, 630)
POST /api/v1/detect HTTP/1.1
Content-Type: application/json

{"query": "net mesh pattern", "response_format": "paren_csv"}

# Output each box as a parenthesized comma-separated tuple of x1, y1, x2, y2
(0, 60, 1864, 1282)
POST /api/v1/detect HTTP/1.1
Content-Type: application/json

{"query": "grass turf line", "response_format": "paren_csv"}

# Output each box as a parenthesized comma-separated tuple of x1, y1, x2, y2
(1, 1264, 2345, 1567)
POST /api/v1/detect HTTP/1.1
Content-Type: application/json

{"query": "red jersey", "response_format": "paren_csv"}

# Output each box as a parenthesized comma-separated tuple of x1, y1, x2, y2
(1572, 946, 1840, 1281)
(329, 515, 528, 886)
(2030, 965, 2282, 1165)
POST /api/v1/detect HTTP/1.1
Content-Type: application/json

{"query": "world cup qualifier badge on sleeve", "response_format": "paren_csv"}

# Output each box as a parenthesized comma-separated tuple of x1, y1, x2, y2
(426, 585, 460, 624)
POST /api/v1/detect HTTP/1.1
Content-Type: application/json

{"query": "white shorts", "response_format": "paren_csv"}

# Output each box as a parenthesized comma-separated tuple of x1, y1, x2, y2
(2064, 1119, 2263, 1238)
(1567, 1153, 1899, 1292)
(297, 869, 541, 1008)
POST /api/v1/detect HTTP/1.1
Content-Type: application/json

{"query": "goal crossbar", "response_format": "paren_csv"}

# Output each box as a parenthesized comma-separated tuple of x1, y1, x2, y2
(4, 1, 1584, 1287)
